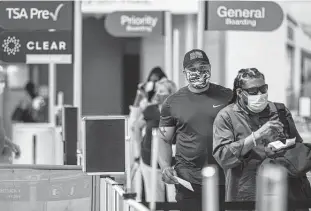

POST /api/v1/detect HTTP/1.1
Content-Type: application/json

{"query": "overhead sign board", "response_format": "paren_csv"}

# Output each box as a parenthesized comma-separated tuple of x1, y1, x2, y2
(0, 31, 72, 64)
(205, 1, 284, 31)
(105, 11, 164, 37)
(0, 1, 73, 30)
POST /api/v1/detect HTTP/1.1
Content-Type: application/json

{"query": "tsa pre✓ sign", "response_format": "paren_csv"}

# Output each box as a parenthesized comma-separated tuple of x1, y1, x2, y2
(0, 31, 72, 63)
(0, 1, 73, 30)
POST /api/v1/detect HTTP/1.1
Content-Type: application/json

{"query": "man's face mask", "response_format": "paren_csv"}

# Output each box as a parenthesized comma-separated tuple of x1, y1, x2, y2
(185, 65, 211, 89)
(241, 84, 269, 113)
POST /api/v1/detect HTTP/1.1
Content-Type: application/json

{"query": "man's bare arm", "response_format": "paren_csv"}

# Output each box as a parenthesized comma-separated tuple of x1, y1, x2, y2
(157, 126, 176, 170)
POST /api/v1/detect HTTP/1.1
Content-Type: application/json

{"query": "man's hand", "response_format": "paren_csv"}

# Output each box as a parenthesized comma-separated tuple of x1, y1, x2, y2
(5, 137, 21, 159)
(11, 143, 21, 159)
(161, 167, 179, 184)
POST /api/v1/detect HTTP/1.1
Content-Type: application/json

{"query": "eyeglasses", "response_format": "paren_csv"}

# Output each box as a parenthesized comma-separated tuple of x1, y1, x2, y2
(242, 84, 268, 95)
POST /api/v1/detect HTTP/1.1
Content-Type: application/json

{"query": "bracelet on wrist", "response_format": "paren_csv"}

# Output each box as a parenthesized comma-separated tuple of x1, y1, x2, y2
(251, 132, 257, 146)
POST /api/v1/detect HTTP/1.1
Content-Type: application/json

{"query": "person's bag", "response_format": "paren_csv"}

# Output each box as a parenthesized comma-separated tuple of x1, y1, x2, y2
(266, 142, 311, 177)
(264, 102, 311, 177)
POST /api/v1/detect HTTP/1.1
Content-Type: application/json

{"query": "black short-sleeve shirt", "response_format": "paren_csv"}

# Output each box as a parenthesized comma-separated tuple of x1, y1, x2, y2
(159, 83, 232, 185)
(141, 104, 160, 166)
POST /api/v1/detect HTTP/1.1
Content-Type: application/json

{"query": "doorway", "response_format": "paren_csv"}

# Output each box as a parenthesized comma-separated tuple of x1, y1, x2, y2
(122, 38, 141, 115)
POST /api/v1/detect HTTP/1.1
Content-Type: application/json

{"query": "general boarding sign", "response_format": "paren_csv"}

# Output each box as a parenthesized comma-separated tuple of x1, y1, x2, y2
(0, 31, 72, 64)
(0, 1, 73, 30)
(205, 1, 284, 31)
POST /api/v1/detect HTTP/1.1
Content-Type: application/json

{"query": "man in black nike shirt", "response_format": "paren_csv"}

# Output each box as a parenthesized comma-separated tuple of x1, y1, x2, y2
(158, 49, 232, 211)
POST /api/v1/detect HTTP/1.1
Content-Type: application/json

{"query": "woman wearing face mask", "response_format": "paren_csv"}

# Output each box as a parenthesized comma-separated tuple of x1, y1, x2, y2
(132, 78, 177, 202)
(132, 67, 167, 109)
(129, 67, 167, 201)
(213, 68, 311, 209)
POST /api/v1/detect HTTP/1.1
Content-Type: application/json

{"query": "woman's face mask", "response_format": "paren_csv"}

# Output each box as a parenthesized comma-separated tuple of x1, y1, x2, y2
(185, 64, 211, 89)
(145, 81, 155, 92)
(152, 84, 170, 104)
(242, 92, 268, 113)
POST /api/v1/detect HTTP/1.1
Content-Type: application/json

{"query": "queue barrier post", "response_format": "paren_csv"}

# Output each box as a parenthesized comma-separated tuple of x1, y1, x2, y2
(256, 164, 287, 211)
(101, 177, 150, 211)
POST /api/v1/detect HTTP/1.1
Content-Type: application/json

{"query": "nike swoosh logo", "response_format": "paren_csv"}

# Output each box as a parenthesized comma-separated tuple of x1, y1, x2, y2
(213, 104, 224, 108)
(50, 4, 64, 21)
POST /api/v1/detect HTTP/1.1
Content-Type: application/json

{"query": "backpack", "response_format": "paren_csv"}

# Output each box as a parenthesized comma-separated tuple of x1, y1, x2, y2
(273, 102, 291, 140)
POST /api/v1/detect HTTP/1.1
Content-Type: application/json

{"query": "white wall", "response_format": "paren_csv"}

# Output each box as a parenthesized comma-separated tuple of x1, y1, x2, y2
(82, 0, 199, 14)
(140, 35, 165, 81)
(203, 31, 227, 86)
(225, 21, 288, 104)
(293, 25, 311, 98)
(140, 14, 194, 88)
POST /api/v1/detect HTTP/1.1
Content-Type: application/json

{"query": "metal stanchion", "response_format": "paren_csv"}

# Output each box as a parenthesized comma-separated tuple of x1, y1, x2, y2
(149, 128, 159, 211)
(73, 0, 82, 150)
(108, 183, 112, 211)
(256, 164, 287, 211)
(173, 29, 180, 88)
(112, 188, 116, 211)
(48, 63, 56, 125)
(127, 199, 150, 211)
(197, 0, 206, 49)
(100, 179, 107, 211)
(100, 177, 150, 211)
(202, 165, 219, 211)
(164, 11, 173, 80)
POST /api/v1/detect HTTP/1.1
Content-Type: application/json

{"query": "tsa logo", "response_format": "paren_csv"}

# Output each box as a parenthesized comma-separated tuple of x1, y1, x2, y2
(2, 36, 21, 55)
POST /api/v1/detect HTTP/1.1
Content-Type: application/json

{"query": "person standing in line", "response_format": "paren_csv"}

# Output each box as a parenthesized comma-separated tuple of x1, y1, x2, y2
(157, 49, 232, 211)
(0, 71, 21, 163)
(128, 67, 167, 201)
(132, 78, 177, 202)
(213, 68, 311, 211)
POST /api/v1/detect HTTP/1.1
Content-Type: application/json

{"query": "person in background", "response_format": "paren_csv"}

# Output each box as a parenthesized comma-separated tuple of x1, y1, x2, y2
(213, 68, 311, 210)
(129, 66, 167, 201)
(132, 78, 177, 202)
(158, 49, 232, 211)
(133, 67, 167, 109)
(12, 81, 45, 123)
(0, 71, 21, 163)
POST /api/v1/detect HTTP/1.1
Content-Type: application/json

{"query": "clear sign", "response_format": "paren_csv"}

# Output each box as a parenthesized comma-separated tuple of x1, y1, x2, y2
(0, 31, 72, 63)
(205, 1, 284, 31)
(105, 11, 164, 37)
(0, 1, 73, 31)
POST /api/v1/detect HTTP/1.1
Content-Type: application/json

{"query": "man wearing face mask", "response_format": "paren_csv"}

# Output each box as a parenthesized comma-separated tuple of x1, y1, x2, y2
(157, 49, 232, 211)
(213, 68, 311, 207)
(0, 72, 21, 163)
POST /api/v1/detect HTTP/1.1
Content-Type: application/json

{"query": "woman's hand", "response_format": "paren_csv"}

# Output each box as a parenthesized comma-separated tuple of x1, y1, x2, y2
(254, 120, 285, 144)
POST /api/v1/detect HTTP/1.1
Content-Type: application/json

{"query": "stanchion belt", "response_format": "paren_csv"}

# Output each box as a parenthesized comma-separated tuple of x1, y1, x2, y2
(141, 200, 311, 210)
